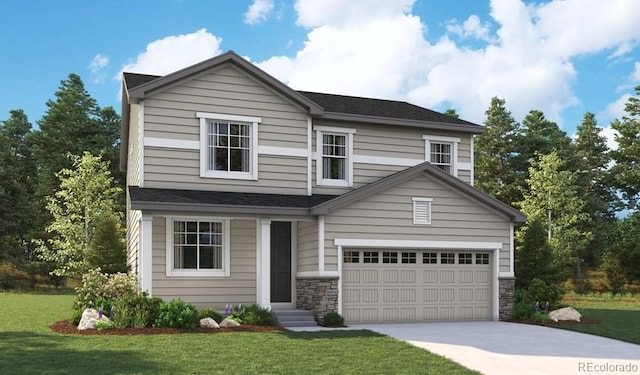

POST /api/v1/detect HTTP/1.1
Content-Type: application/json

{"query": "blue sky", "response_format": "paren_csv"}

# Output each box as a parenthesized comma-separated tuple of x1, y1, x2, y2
(1, 0, 639, 149)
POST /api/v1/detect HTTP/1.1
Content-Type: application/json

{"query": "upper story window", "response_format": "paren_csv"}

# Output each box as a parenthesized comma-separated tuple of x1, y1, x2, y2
(166, 217, 231, 277)
(314, 126, 356, 187)
(423, 135, 460, 175)
(197, 112, 260, 180)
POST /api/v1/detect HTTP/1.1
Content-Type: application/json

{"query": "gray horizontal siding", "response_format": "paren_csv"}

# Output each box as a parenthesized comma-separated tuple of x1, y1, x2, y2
(297, 220, 318, 273)
(127, 103, 141, 187)
(141, 63, 309, 194)
(323, 173, 511, 273)
(151, 217, 257, 308)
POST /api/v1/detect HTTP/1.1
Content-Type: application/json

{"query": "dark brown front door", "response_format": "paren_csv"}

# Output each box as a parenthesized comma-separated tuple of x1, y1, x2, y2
(270, 221, 292, 303)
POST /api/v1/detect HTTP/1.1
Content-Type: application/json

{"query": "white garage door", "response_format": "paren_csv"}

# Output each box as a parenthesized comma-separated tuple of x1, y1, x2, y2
(342, 250, 492, 323)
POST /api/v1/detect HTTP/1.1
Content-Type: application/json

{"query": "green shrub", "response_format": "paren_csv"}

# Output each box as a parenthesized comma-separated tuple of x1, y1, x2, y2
(0, 262, 31, 290)
(240, 304, 275, 326)
(198, 307, 223, 323)
(527, 278, 563, 307)
(85, 213, 128, 275)
(71, 308, 83, 325)
(512, 300, 535, 320)
(74, 268, 138, 310)
(95, 320, 115, 330)
(322, 311, 344, 327)
(153, 299, 199, 329)
(112, 292, 161, 329)
(531, 311, 549, 323)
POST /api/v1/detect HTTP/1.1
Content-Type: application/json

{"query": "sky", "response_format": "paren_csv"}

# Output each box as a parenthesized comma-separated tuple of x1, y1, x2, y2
(1, 0, 640, 150)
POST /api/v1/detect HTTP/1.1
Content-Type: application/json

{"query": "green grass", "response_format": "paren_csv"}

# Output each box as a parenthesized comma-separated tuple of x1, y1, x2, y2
(0, 293, 478, 375)
(554, 292, 640, 345)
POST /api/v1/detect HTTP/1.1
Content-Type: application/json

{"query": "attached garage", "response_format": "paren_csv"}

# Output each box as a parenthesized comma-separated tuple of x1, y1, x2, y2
(342, 249, 493, 323)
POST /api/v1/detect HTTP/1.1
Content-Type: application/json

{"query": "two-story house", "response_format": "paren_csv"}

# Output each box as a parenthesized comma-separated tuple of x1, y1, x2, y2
(120, 51, 525, 324)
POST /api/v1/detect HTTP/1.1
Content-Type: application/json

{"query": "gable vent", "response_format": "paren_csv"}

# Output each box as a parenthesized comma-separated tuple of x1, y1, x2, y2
(412, 198, 433, 225)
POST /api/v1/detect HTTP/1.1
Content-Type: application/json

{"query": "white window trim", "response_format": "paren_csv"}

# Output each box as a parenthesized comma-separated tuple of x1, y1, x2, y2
(165, 216, 231, 277)
(197, 112, 261, 180)
(314, 126, 356, 187)
(423, 135, 460, 176)
(412, 197, 433, 225)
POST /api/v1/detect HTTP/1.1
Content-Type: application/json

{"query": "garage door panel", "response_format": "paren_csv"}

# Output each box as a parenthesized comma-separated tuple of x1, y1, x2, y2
(343, 249, 493, 323)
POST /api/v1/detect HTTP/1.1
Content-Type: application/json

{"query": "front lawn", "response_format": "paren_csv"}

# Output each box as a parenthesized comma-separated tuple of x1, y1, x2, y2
(554, 292, 640, 345)
(0, 293, 478, 374)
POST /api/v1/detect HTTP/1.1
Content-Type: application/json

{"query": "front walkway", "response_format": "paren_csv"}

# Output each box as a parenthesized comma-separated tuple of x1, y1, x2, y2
(289, 322, 640, 375)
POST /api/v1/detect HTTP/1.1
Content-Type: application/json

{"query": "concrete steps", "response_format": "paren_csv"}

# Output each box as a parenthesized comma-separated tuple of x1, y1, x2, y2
(273, 309, 317, 327)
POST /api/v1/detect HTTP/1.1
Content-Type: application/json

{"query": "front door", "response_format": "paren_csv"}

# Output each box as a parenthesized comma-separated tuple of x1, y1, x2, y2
(270, 221, 292, 303)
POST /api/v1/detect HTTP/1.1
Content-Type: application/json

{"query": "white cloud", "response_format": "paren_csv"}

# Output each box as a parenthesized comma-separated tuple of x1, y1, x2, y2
(294, 0, 415, 28)
(446, 15, 495, 43)
(601, 93, 632, 120)
(244, 0, 275, 25)
(119, 29, 223, 76)
(88, 54, 109, 83)
(600, 126, 620, 151)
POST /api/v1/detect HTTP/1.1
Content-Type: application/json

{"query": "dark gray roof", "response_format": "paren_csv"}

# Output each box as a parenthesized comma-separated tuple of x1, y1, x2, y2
(123, 72, 159, 91)
(297, 91, 479, 128)
(129, 186, 337, 215)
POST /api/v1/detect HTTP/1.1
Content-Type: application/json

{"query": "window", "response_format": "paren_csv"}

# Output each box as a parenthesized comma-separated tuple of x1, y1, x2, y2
(166, 217, 230, 277)
(423, 252, 437, 264)
(401, 252, 417, 264)
(476, 253, 489, 265)
(382, 251, 398, 264)
(423, 135, 460, 175)
(344, 251, 360, 263)
(198, 112, 260, 180)
(412, 198, 432, 225)
(441, 253, 455, 264)
(315, 126, 355, 187)
(363, 251, 379, 264)
(458, 253, 473, 264)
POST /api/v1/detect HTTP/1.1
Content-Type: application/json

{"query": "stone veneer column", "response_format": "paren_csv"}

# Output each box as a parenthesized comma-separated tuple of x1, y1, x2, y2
(296, 277, 339, 323)
(499, 277, 516, 321)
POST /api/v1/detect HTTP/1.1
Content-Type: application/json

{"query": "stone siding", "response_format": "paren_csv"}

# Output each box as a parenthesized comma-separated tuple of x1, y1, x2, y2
(499, 277, 516, 321)
(296, 277, 339, 323)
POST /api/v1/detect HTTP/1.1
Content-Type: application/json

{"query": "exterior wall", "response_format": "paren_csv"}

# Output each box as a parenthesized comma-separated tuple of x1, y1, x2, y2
(150, 216, 257, 308)
(296, 277, 339, 323)
(141, 63, 310, 195)
(312, 120, 473, 195)
(297, 220, 318, 273)
(323, 173, 512, 273)
(127, 103, 141, 187)
(126, 203, 141, 278)
(499, 277, 516, 320)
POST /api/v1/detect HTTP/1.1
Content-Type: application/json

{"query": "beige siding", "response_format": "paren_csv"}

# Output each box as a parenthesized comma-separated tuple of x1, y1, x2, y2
(126, 203, 141, 278)
(297, 220, 318, 272)
(312, 120, 474, 195)
(323, 173, 511, 273)
(127, 103, 141, 187)
(141, 63, 309, 194)
(458, 169, 471, 184)
(151, 217, 257, 308)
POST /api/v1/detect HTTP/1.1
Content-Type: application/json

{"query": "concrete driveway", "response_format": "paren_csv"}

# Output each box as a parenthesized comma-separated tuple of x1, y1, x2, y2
(290, 322, 640, 375)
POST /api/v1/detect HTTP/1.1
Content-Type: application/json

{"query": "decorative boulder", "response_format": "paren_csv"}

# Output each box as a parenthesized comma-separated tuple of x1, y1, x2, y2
(548, 307, 582, 322)
(219, 318, 241, 328)
(77, 308, 112, 330)
(200, 317, 220, 329)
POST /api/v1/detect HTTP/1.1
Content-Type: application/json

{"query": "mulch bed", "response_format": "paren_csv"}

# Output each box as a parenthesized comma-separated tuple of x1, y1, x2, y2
(511, 317, 599, 327)
(51, 320, 284, 335)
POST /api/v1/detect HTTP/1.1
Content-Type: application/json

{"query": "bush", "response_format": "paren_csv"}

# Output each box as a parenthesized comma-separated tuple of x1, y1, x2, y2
(74, 268, 138, 310)
(95, 320, 115, 330)
(71, 308, 84, 325)
(240, 304, 275, 326)
(322, 312, 344, 327)
(198, 307, 223, 323)
(0, 262, 31, 290)
(526, 278, 563, 307)
(112, 292, 161, 329)
(154, 299, 199, 329)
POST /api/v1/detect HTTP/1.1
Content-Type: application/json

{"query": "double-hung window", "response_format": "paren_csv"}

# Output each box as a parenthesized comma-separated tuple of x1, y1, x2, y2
(315, 126, 355, 187)
(198, 112, 260, 180)
(423, 135, 460, 175)
(166, 217, 230, 277)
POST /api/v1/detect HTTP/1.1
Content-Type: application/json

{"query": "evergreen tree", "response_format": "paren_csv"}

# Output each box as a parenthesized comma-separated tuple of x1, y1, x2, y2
(0, 110, 38, 263)
(443, 108, 459, 118)
(520, 110, 572, 165)
(474, 97, 523, 205)
(86, 212, 128, 274)
(610, 86, 640, 210)
(514, 218, 558, 289)
(573, 112, 616, 265)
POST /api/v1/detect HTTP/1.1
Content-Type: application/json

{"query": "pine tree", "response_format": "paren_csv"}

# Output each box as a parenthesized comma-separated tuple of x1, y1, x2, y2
(474, 97, 523, 205)
(610, 86, 640, 210)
